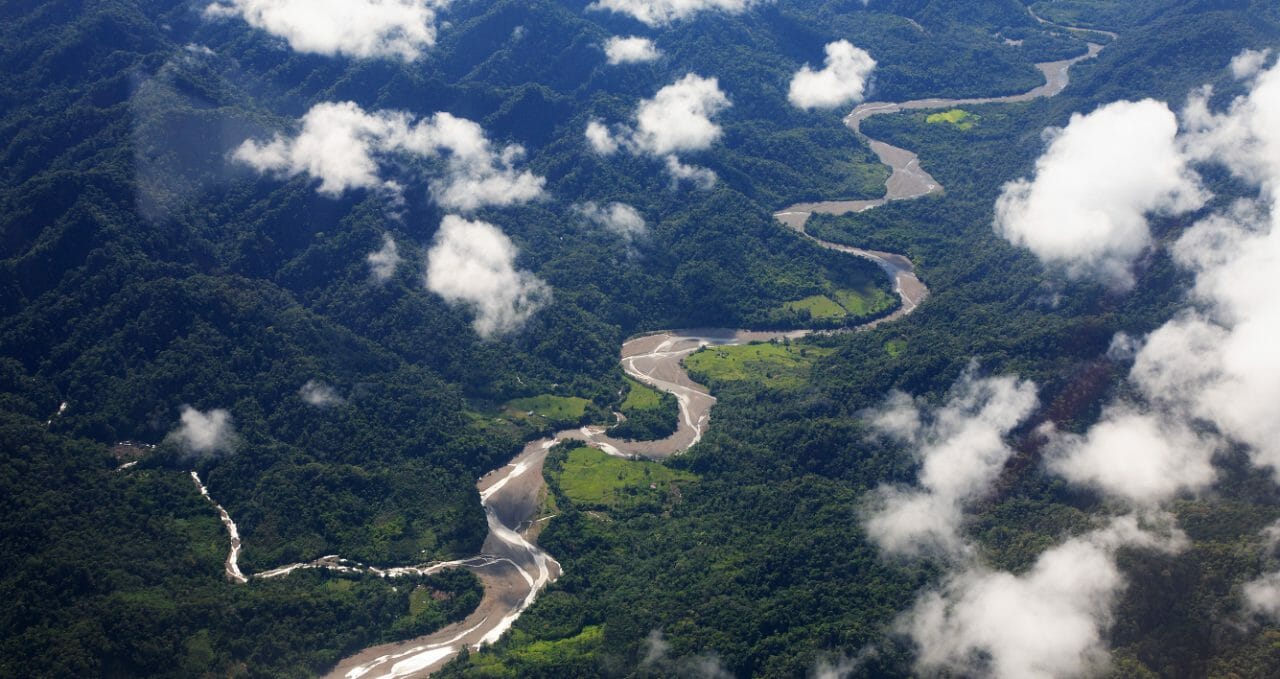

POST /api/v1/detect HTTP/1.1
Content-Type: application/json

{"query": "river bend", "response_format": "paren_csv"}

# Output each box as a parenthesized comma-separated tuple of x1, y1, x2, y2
(184, 23, 1109, 679)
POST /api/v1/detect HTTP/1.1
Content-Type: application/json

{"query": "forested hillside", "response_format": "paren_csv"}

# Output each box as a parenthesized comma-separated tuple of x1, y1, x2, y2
(2, 0, 1279, 677)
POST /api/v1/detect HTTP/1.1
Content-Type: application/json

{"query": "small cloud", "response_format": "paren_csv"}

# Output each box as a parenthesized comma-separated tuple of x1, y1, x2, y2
(299, 380, 344, 407)
(863, 367, 1038, 557)
(233, 102, 545, 211)
(585, 119, 619, 155)
(574, 201, 648, 242)
(994, 99, 1205, 289)
(203, 0, 451, 62)
(1105, 331, 1139, 362)
(865, 389, 920, 441)
(1044, 408, 1217, 505)
(639, 629, 733, 678)
(641, 629, 670, 667)
(184, 43, 215, 55)
(902, 516, 1185, 679)
(1244, 571, 1280, 619)
(1244, 520, 1280, 619)
(811, 648, 877, 679)
(167, 406, 238, 457)
(589, 74, 730, 187)
(664, 155, 717, 190)
(232, 101, 408, 196)
(366, 234, 403, 281)
(633, 73, 730, 156)
(605, 36, 661, 64)
(424, 215, 551, 338)
(1181, 59, 1280, 197)
(1230, 48, 1273, 80)
(588, 0, 766, 27)
(788, 40, 876, 110)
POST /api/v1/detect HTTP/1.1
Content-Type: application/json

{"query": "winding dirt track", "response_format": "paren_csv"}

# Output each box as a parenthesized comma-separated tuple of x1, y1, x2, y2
(189, 23, 1110, 679)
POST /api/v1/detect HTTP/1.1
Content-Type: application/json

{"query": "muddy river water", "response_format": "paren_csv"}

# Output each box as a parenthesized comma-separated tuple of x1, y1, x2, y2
(190, 27, 1109, 679)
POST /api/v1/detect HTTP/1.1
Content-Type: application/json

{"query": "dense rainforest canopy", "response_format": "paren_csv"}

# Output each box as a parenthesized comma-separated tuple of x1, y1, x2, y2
(3, 0, 1280, 677)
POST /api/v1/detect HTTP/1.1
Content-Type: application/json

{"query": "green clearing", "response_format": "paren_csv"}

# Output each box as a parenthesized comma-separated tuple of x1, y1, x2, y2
(508, 625, 603, 665)
(552, 447, 697, 509)
(322, 579, 354, 595)
(782, 295, 848, 320)
(684, 342, 836, 390)
(408, 585, 434, 616)
(612, 377, 679, 440)
(885, 338, 908, 358)
(620, 376, 664, 412)
(832, 287, 896, 317)
(926, 108, 978, 130)
(468, 625, 604, 675)
(776, 286, 895, 324)
(504, 395, 590, 424)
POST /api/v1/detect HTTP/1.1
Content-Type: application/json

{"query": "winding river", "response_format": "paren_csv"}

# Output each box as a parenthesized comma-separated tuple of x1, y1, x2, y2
(186, 23, 1109, 679)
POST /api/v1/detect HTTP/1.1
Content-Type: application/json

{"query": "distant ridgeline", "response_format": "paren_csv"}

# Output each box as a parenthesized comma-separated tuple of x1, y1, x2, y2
(1, 0, 1279, 677)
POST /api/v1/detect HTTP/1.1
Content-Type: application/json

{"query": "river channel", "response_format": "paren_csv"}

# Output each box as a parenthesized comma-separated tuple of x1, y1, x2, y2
(190, 23, 1109, 679)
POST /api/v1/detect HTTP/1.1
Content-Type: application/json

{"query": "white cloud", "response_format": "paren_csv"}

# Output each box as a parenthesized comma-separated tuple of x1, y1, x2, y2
(585, 120, 619, 155)
(168, 406, 237, 457)
(1182, 59, 1280, 199)
(1244, 520, 1280, 619)
(811, 651, 875, 679)
(1041, 57, 1280, 508)
(864, 368, 1038, 557)
(903, 516, 1185, 679)
(994, 99, 1206, 289)
(1244, 571, 1280, 619)
(639, 629, 733, 678)
(641, 628, 670, 667)
(1263, 520, 1280, 547)
(574, 201, 647, 241)
(1122, 59, 1280, 479)
(204, 0, 449, 61)
(604, 36, 661, 64)
(1105, 331, 1139, 361)
(633, 74, 730, 156)
(664, 155, 717, 189)
(590, 74, 729, 186)
(399, 112, 547, 211)
(424, 215, 551, 337)
(788, 40, 877, 110)
(234, 101, 396, 195)
(866, 390, 920, 440)
(299, 380, 343, 406)
(366, 234, 403, 281)
(864, 377, 1191, 676)
(1045, 408, 1217, 505)
(587, 0, 764, 27)
(233, 102, 544, 211)
(1230, 48, 1273, 80)
(1127, 217, 1280, 478)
